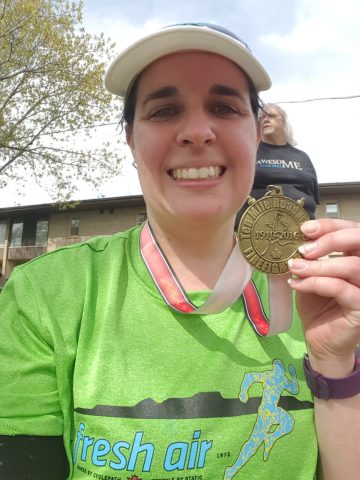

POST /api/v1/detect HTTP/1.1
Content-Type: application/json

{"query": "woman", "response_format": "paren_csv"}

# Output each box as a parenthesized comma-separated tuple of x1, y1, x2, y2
(235, 103, 319, 230)
(256, 103, 319, 219)
(0, 23, 359, 480)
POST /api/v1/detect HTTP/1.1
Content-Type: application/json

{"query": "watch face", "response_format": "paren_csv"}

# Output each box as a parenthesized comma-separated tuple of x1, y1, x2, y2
(238, 185, 309, 274)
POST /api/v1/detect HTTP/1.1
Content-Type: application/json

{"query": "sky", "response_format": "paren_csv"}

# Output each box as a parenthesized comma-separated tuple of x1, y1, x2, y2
(1, 0, 359, 207)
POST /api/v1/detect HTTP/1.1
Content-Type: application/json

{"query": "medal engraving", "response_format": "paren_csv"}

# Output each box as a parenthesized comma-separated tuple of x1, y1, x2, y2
(238, 185, 309, 274)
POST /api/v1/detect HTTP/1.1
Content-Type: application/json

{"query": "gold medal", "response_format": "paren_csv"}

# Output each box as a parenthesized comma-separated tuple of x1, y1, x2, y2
(238, 185, 309, 274)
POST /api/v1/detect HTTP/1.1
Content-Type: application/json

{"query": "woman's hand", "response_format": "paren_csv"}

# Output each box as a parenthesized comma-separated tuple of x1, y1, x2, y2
(288, 219, 360, 376)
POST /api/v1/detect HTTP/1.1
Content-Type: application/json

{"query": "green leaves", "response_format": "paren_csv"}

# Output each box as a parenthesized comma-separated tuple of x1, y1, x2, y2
(0, 0, 123, 202)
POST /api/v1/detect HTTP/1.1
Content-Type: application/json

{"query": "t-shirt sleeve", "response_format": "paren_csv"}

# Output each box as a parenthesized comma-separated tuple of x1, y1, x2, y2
(0, 268, 63, 436)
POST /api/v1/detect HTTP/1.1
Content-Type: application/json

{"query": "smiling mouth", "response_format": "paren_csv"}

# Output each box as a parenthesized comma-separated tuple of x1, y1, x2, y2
(169, 166, 225, 180)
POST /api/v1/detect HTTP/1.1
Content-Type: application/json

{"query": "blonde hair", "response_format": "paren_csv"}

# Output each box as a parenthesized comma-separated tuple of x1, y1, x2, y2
(261, 103, 297, 146)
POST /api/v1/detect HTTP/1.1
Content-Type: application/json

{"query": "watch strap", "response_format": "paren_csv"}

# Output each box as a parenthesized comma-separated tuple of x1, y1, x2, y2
(304, 348, 360, 400)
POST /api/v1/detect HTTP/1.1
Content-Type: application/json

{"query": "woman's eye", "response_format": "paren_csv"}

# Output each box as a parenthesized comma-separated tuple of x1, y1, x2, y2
(213, 104, 238, 116)
(150, 106, 178, 119)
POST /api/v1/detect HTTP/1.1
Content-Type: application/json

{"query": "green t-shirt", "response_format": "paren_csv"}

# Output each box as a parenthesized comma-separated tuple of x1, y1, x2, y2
(0, 225, 317, 479)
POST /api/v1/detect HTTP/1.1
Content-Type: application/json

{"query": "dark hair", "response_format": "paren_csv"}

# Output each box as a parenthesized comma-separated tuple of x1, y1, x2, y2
(120, 70, 262, 131)
(120, 76, 140, 131)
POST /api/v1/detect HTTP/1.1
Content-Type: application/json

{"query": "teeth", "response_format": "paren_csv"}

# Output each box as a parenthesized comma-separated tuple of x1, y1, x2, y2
(188, 168, 198, 179)
(172, 166, 222, 180)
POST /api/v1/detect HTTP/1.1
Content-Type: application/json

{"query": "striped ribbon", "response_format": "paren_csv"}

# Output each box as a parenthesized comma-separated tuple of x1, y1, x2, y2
(140, 222, 292, 336)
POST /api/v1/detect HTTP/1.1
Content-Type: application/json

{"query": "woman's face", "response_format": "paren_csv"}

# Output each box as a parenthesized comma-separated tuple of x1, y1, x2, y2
(126, 51, 259, 226)
(259, 107, 286, 144)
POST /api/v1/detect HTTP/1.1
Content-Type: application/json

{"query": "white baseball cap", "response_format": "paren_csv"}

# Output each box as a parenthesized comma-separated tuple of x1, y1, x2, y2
(104, 22, 271, 97)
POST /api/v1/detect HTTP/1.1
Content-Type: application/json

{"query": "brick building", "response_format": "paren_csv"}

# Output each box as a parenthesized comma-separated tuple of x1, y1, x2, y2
(0, 195, 146, 285)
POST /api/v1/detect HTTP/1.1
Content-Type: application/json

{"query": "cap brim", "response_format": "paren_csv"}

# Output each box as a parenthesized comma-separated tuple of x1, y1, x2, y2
(104, 26, 271, 96)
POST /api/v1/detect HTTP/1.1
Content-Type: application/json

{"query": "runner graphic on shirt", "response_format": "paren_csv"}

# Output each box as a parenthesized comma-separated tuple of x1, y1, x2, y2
(224, 359, 299, 479)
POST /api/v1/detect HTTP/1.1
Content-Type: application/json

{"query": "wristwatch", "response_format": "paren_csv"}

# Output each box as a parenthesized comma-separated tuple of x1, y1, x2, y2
(303, 348, 360, 400)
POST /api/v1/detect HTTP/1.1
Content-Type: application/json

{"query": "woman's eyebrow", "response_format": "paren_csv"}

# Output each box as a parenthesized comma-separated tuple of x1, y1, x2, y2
(140, 84, 246, 110)
(141, 86, 178, 108)
(209, 84, 245, 99)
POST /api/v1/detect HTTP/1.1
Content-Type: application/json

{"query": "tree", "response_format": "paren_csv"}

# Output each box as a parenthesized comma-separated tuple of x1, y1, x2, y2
(0, 0, 123, 202)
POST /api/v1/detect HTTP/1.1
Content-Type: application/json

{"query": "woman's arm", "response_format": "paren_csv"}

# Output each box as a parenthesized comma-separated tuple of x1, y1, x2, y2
(0, 269, 69, 476)
(313, 391, 360, 479)
(288, 218, 360, 480)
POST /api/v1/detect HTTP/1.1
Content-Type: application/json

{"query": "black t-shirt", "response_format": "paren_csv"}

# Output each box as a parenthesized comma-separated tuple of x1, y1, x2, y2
(235, 142, 319, 229)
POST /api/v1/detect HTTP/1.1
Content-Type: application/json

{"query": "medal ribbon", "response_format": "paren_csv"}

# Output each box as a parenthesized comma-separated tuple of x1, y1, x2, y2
(140, 222, 292, 336)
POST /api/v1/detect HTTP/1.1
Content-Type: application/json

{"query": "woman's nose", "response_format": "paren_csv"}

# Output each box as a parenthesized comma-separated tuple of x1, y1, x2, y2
(176, 111, 216, 147)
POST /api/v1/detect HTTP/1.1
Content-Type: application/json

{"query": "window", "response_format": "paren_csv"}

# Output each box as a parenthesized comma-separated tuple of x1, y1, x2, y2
(326, 202, 339, 218)
(137, 212, 147, 225)
(70, 218, 80, 236)
(10, 220, 24, 246)
(35, 220, 49, 246)
(0, 220, 6, 246)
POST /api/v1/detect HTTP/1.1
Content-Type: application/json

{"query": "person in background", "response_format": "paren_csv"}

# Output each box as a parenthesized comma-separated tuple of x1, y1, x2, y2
(0, 23, 359, 480)
(235, 103, 319, 230)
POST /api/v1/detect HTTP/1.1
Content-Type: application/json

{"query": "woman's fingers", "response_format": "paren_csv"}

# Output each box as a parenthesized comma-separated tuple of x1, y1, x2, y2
(289, 218, 360, 311)
(299, 219, 360, 259)
(288, 219, 360, 359)
(301, 219, 359, 238)
(288, 256, 360, 288)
